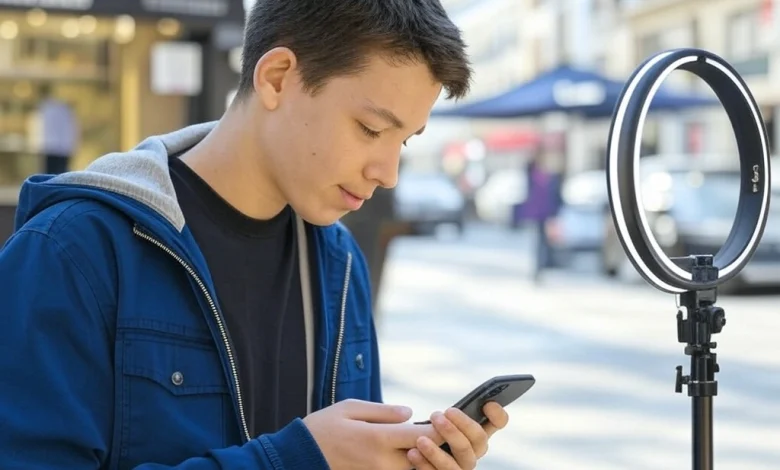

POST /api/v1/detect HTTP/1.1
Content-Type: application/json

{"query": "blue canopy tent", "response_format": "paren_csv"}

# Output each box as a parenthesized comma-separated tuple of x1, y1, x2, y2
(431, 64, 719, 119)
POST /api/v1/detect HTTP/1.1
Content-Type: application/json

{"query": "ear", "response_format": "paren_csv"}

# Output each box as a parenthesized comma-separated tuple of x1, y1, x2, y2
(252, 47, 298, 111)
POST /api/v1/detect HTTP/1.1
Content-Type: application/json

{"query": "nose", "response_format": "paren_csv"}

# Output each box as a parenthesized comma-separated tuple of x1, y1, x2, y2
(365, 149, 401, 189)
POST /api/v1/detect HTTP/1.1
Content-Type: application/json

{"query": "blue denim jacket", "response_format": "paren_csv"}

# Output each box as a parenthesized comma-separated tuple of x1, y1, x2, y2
(0, 123, 381, 469)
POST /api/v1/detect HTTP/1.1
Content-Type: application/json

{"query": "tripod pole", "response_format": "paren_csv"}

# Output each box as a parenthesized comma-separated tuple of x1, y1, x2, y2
(693, 396, 713, 470)
(673, 256, 725, 470)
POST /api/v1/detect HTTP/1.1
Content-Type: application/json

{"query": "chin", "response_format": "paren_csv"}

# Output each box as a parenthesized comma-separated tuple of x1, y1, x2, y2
(295, 207, 346, 226)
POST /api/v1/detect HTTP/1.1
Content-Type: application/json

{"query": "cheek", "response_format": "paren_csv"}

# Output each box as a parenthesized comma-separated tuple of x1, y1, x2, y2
(305, 125, 365, 182)
(273, 115, 327, 176)
(304, 144, 355, 186)
(276, 103, 365, 186)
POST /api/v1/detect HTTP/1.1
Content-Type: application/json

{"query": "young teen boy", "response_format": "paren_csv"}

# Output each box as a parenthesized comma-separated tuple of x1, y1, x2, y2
(0, 1, 509, 469)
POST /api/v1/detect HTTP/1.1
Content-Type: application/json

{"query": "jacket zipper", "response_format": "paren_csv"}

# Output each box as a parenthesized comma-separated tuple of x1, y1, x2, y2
(132, 226, 252, 442)
(330, 252, 353, 405)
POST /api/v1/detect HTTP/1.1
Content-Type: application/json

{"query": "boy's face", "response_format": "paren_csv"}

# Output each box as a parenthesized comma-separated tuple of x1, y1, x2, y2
(253, 49, 443, 226)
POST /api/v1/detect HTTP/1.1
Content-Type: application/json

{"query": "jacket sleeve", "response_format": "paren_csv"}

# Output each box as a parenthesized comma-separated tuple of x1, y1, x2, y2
(0, 228, 329, 470)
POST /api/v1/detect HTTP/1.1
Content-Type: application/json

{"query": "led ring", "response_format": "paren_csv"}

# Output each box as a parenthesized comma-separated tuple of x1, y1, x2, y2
(606, 48, 771, 294)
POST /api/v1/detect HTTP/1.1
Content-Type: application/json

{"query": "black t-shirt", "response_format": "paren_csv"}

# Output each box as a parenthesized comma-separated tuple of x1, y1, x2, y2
(169, 157, 307, 437)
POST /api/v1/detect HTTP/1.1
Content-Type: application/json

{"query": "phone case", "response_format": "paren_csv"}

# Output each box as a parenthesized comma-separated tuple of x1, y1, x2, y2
(415, 374, 535, 426)
(453, 374, 535, 425)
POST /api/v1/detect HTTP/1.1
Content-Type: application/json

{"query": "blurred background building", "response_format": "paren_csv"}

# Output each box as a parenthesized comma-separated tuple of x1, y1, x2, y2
(0, 0, 248, 239)
(407, 0, 780, 174)
(381, 0, 780, 302)
(0, 0, 246, 188)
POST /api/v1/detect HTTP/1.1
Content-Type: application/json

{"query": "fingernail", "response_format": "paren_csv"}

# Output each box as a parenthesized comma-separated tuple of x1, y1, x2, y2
(396, 406, 413, 416)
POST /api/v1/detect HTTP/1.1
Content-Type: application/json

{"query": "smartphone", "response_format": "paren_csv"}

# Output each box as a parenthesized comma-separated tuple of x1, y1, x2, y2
(415, 374, 536, 426)
(412, 374, 535, 460)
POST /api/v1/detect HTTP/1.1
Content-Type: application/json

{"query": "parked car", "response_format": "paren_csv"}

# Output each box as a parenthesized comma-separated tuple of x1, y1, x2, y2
(473, 169, 528, 226)
(601, 166, 780, 293)
(394, 171, 466, 235)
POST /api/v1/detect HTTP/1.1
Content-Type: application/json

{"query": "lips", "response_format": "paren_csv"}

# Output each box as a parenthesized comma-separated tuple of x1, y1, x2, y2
(344, 189, 370, 200)
(339, 186, 367, 210)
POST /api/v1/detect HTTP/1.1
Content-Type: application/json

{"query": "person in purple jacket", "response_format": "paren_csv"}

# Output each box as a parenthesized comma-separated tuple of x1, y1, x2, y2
(517, 153, 564, 282)
(0, 0, 510, 469)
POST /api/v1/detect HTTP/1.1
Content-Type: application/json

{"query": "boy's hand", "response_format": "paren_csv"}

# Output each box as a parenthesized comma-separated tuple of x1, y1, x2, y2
(407, 402, 509, 470)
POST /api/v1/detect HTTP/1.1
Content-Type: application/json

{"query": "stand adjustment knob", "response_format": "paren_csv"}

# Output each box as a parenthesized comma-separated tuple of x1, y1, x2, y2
(675, 365, 690, 393)
(706, 306, 726, 334)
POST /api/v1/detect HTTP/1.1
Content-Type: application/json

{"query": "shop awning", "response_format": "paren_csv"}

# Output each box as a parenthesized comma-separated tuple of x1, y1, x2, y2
(432, 64, 718, 119)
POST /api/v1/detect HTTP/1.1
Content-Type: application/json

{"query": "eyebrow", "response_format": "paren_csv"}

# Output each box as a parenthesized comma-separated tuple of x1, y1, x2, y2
(364, 103, 426, 135)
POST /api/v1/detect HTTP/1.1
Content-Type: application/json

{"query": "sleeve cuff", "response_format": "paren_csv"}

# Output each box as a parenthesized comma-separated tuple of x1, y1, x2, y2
(259, 418, 330, 470)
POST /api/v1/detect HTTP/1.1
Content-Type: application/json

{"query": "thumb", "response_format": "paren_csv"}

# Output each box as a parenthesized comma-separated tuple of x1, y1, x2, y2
(338, 399, 413, 424)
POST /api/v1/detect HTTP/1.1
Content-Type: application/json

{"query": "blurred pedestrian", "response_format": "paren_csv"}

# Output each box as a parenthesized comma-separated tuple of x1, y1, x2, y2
(517, 152, 563, 282)
(37, 84, 79, 175)
(0, 1, 509, 469)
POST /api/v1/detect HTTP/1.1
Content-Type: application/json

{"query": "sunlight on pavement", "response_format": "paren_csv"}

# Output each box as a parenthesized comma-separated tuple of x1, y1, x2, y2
(376, 234, 780, 470)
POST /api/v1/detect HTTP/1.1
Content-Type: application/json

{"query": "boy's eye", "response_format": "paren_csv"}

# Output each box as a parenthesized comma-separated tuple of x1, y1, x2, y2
(359, 123, 381, 139)
(359, 121, 408, 146)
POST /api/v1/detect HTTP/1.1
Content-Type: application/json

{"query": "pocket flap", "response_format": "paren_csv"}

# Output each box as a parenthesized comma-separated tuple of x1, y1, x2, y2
(123, 335, 230, 396)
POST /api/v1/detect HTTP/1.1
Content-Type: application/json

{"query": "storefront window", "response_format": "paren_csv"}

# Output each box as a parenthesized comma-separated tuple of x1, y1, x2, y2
(0, 10, 121, 188)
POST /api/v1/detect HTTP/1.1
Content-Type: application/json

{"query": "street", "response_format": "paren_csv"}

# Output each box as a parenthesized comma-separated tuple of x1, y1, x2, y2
(375, 224, 780, 470)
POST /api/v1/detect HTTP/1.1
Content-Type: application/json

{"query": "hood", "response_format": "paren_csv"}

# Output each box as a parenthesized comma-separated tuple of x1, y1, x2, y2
(15, 122, 218, 235)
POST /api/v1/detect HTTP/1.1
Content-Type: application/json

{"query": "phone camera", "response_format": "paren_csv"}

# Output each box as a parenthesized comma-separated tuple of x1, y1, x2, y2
(483, 384, 508, 400)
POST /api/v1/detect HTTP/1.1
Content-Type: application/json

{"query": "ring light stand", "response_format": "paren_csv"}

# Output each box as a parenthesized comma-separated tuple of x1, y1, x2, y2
(606, 48, 771, 470)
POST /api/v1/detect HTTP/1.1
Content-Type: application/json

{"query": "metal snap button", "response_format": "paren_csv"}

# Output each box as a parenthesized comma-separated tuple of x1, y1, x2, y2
(171, 371, 184, 386)
(355, 353, 364, 370)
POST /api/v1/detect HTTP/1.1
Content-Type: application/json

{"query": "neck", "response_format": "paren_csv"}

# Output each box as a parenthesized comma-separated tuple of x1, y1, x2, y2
(179, 104, 287, 220)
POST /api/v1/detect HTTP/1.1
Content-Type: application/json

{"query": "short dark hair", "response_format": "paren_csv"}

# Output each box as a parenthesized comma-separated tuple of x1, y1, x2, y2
(236, 0, 472, 101)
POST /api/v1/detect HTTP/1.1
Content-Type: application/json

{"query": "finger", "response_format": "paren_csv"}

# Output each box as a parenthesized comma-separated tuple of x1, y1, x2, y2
(407, 448, 436, 470)
(432, 411, 477, 469)
(371, 422, 444, 449)
(339, 399, 413, 423)
(484, 422, 499, 438)
(483, 401, 509, 430)
(416, 436, 460, 470)
(482, 403, 509, 439)
(444, 408, 489, 459)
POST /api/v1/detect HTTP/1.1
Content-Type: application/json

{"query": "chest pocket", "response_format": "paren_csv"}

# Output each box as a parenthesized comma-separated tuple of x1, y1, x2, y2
(333, 326, 374, 402)
(116, 329, 234, 469)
